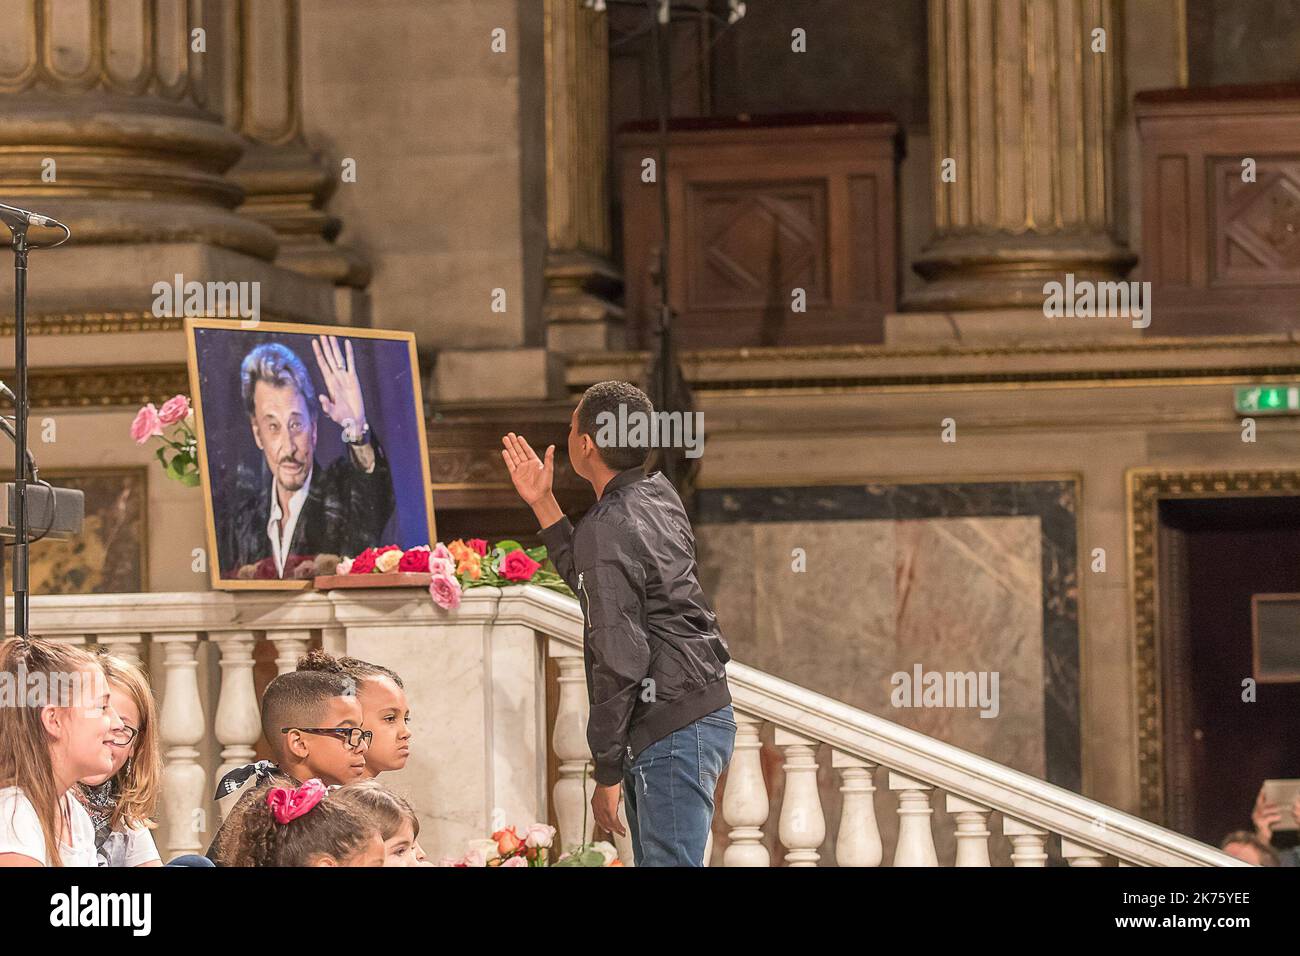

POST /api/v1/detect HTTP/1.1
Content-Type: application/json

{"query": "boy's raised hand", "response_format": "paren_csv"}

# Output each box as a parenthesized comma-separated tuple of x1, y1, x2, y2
(501, 433, 554, 506)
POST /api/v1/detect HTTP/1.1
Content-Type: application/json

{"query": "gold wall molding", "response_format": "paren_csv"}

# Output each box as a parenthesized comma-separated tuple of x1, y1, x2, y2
(0, 364, 190, 410)
(1127, 468, 1300, 823)
(0, 312, 183, 337)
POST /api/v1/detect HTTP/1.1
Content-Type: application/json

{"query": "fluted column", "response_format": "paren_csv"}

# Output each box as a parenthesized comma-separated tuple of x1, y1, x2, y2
(549, 641, 595, 853)
(219, 0, 369, 294)
(0, 0, 273, 259)
(543, 0, 623, 351)
(722, 712, 770, 867)
(910, 0, 1135, 309)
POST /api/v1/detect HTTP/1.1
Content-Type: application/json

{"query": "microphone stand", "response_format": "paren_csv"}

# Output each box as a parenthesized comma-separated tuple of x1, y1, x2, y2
(10, 224, 28, 639)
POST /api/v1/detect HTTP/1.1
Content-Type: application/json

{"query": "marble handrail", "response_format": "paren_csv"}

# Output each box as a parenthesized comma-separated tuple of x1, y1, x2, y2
(493, 584, 1242, 867)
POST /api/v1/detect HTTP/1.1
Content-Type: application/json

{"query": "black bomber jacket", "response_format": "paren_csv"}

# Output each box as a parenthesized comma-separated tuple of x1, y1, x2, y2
(539, 466, 732, 786)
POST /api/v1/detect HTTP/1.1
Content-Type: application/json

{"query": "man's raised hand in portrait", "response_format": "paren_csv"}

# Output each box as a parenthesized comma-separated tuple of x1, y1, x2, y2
(313, 334, 375, 472)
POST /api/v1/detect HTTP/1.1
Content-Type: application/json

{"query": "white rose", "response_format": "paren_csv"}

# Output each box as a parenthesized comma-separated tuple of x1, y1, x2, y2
(375, 548, 403, 573)
(466, 838, 499, 862)
(523, 823, 555, 849)
(336, 556, 353, 575)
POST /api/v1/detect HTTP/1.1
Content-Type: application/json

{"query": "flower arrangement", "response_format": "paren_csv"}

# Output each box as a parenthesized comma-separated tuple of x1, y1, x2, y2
(335, 538, 573, 609)
(438, 823, 622, 868)
(130, 395, 199, 486)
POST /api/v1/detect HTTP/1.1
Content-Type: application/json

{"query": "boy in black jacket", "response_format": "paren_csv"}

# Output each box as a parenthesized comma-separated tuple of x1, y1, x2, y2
(502, 381, 735, 866)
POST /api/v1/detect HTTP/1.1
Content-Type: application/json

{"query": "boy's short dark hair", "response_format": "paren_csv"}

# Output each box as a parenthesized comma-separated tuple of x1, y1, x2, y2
(577, 380, 654, 472)
(261, 670, 355, 762)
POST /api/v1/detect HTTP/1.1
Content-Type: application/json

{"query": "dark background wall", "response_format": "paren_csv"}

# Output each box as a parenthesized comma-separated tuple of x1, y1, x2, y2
(1187, 0, 1300, 86)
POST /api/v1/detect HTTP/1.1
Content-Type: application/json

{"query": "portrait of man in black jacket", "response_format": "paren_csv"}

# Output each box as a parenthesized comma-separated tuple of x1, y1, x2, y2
(501, 380, 735, 866)
(217, 335, 395, 579)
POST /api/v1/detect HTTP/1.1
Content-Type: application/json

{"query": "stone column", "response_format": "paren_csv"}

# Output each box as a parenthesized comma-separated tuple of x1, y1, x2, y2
(218, 0, 371, 321)
(542, 0, 623, 352)
(909, 0, 1135, 311)
(0, 0, 272, 264)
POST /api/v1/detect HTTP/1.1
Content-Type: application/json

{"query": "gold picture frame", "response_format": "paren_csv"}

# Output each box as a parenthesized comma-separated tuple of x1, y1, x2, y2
(185, 317, 436, 591)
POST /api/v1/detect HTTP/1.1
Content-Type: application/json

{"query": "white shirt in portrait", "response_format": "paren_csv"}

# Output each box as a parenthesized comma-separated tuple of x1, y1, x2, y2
(266, 468, 313, 578)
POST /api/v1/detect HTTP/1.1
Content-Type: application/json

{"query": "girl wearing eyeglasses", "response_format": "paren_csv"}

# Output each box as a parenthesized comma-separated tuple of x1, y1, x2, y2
(76, 653, 164, 867)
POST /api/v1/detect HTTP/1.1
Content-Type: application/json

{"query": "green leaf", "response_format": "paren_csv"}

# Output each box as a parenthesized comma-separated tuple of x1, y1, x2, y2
(494, 539, 523, 553)
(525, 545, 547, 562)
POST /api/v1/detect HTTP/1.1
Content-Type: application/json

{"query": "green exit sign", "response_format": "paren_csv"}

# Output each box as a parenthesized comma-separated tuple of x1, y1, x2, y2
(1236, 385, 1300, 415)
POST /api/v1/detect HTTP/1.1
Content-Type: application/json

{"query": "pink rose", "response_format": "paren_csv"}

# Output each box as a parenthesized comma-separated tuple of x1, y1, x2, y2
(502, 550, 541, 582)
(157, 394, 191, 426)
(429, 572, 462, 610)
(499, 855, 527, 867)
(130, 404, 164, 444)
(429, 542, 456, 577)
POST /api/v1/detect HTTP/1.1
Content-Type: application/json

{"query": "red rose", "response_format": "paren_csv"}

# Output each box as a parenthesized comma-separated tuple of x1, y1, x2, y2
(254, 556, 278, 579)
(398, 548, 430, 573)
(467, 538, 488, 556)
(502, 550, 541, 582)
(350, 548, 378, 574)
(376, 544, 401, 555)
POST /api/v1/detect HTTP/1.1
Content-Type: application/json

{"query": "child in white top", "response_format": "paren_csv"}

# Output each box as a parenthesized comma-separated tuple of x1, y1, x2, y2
(78, 653, 163, 867)
(0, 638, 123, 867)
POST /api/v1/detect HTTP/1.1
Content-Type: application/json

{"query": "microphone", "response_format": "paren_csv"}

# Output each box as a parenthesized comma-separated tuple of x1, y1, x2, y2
(0, 201, 63, 230)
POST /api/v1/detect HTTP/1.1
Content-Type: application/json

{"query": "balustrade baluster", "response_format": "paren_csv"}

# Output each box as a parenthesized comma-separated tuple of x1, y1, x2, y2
(722, 712, 769, 867)
(946, 794, 993, 867)
(270, 630, 311, 675)
(1004, 817, 1049, 866)
(95, 633, 144, 661)
(832, 751, 881, 867)
(212, 630, 261, 819)
(1062, 838, 1107, 867)
(155, 632, 207, 859)
(548, 641, 593, 854)
(775, 728, 825, 866)
(890, 772, 938, 866)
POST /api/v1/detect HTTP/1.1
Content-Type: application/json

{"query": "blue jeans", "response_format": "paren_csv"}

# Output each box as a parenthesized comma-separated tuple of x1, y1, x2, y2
(622, 704, 736, 867)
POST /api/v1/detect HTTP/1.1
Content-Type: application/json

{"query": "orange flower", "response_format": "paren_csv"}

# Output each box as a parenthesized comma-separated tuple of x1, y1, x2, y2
(457, 553, 482, 580)
(448, 539, 473, 563)
(493, 827, 522, 857)
(608, 859, 624, 867)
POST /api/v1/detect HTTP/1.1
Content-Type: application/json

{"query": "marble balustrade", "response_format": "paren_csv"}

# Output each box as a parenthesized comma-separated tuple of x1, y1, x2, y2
(9, 586, 1240, 866)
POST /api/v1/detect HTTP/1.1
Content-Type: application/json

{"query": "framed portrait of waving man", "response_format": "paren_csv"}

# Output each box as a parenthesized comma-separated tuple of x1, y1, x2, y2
(185, 318, 436, 590)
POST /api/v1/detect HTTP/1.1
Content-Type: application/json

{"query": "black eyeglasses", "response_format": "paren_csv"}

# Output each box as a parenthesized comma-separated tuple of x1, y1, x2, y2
(109, 724, 138, 747)
(281, 727, 373, 750)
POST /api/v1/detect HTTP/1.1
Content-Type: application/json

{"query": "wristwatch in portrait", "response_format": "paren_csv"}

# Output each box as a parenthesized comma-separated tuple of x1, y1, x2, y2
(342, 420, 370, 445)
